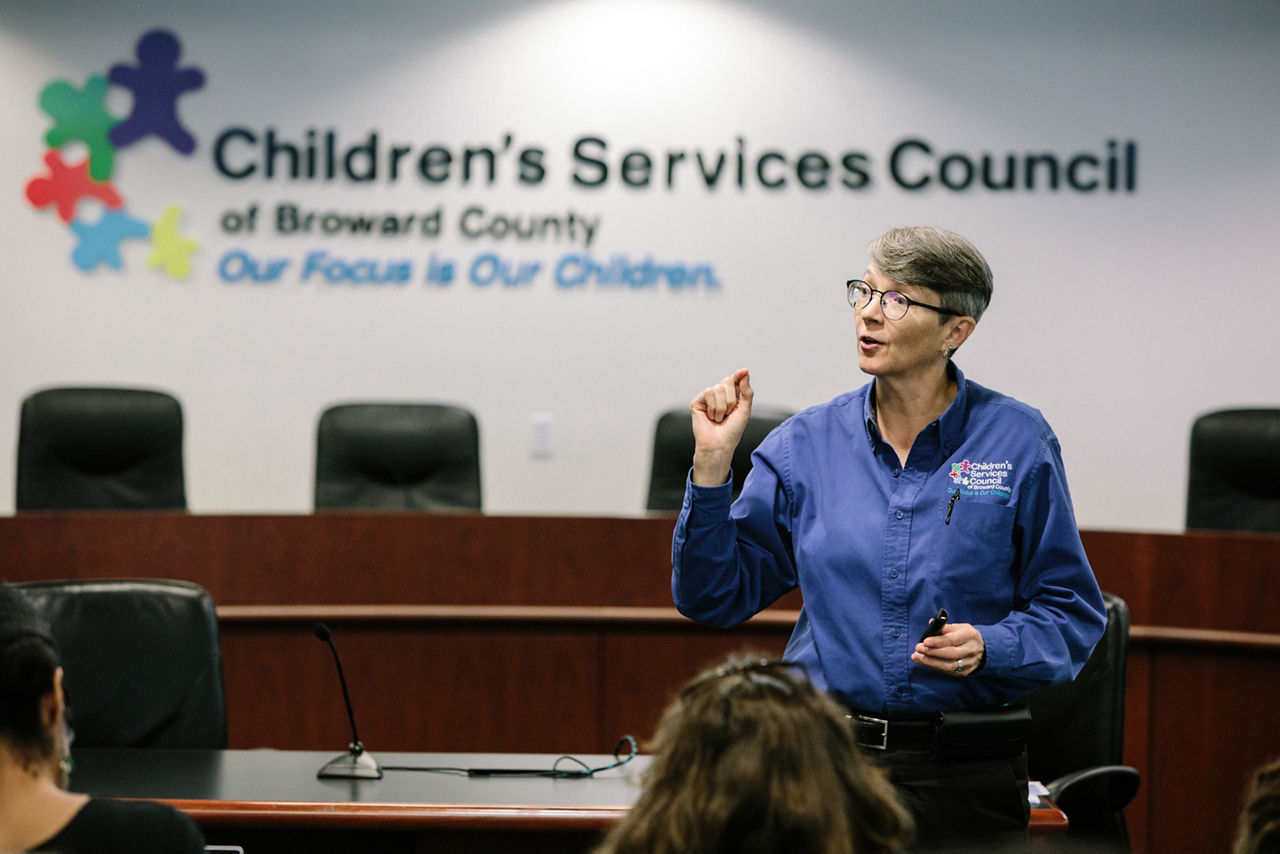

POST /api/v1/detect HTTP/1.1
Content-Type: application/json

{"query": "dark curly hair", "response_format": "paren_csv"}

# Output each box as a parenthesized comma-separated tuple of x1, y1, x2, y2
(594, 653, 914, 854)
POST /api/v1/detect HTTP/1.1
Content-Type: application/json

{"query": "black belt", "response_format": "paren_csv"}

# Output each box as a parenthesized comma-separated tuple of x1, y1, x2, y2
(849, 705, 1032, 760)
(850, 713, 936, 752)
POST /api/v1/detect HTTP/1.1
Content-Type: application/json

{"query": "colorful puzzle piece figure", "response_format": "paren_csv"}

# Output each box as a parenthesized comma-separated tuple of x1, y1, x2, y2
(108, 29, 206, 155)
(25, 150, 123, 223)
(39, 75, 119, 181)
(69, 209, 151, 271)
(32, 28, 207, 276)
(149, 204, 199, 279)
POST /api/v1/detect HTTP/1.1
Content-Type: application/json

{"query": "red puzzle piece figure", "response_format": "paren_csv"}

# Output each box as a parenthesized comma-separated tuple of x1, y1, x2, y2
(25, 150, 123, 223)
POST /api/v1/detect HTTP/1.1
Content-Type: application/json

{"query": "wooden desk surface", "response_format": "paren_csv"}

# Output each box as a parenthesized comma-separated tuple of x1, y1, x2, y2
(69, 747, 1066, 835)
(71, 748, 647, 830)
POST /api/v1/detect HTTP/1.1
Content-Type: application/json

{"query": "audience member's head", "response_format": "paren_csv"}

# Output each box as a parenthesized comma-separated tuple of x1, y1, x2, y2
(1235, 757, 1280, 854)
(2, 581, 209, 853)
(0, 582, 68, 779)
(595, 653, 914, 854)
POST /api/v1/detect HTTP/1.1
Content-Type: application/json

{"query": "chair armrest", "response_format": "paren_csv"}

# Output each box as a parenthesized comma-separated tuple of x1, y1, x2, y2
(1047, 764, 1141, 812)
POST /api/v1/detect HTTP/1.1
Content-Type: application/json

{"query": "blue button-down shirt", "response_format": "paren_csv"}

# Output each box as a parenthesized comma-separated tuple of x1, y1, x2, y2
(672, 366, 1106, 715)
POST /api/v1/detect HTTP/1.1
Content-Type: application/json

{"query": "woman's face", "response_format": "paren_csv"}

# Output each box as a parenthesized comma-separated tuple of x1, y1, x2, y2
(855, 263, 962, 384)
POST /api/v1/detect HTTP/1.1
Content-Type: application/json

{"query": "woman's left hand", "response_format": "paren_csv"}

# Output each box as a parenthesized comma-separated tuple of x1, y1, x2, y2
(912, 623, 985, 678)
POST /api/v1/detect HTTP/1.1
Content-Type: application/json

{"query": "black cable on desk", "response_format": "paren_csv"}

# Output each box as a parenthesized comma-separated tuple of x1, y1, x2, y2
(381, 734, 638, 778)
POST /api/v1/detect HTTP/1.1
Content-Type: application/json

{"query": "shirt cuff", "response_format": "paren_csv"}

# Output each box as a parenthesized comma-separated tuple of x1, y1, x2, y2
(975, 621, 1015, 675)
(682, 468, 734, 522)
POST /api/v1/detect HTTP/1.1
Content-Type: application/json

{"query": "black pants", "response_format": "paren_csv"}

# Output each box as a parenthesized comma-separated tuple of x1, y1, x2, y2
(870, 748, 1030, 852)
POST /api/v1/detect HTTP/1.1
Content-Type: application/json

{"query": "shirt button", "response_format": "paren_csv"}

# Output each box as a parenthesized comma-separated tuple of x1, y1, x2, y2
(895, 510, 904, 520)
(892, 468, 901, 478)
(890, 568, 899, 578)
(892, 629, 901, 638)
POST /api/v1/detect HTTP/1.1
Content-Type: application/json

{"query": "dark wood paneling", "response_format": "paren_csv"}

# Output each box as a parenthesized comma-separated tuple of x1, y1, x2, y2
(1145, 646, 1280, 854)
(599, 622, 793, 746)
(218, 611, 796, 755)
(221, 621, 603, 753)
(1081, 529, 1280, 633)
(0, 512, 679, 607)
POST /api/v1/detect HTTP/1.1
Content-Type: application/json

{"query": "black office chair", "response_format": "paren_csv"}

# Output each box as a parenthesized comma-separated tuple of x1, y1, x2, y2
(315, 402, 482, 511)
(16, 386, 187, 511)
(1186, 408, 1280, 534)
(1023, 592, 1139, 852)
(15, 578, 227, 749)
(646, 406, 792, 512)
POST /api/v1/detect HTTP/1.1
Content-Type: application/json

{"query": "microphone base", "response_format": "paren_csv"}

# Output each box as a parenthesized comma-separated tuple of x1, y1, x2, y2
(317, 749, 383, 780)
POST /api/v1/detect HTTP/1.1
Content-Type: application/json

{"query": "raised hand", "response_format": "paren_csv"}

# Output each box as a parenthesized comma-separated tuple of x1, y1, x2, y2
(689, 369, 753, 486)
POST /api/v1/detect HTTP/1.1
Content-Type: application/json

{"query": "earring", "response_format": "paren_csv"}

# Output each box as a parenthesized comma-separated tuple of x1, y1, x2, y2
(56, 716, 75, 784)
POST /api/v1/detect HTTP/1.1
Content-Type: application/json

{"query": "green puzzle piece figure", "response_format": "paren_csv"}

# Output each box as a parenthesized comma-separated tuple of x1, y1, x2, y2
(40, 75, 119, 182)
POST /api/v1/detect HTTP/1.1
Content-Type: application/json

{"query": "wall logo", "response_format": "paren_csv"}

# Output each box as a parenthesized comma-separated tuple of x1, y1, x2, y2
(19, 25, 1138, 294)
(23, 28, 204, 277)
(949, 459, 1013, 497)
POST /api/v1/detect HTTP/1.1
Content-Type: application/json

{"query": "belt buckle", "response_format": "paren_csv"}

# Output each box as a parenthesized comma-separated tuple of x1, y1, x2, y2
(855, 714, 889, 751)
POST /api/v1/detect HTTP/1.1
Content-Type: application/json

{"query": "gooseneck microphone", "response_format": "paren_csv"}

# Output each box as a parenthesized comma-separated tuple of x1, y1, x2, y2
(313, 622, 382, 779)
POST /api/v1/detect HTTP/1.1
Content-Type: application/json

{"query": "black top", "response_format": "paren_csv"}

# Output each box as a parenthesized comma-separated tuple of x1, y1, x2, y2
(32, 798, 205, 854)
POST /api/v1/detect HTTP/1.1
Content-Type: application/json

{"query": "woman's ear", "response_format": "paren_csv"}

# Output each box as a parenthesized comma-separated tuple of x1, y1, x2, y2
(945, 316, 977, 352)
(40, 666, 66, 729)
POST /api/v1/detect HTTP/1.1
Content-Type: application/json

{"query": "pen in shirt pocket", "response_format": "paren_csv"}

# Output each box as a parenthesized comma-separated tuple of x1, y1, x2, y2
(946, 488, 961, 524)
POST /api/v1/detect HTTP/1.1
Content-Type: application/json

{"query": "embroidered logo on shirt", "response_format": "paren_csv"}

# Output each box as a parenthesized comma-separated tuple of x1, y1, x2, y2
(949, 459, 1013, 496)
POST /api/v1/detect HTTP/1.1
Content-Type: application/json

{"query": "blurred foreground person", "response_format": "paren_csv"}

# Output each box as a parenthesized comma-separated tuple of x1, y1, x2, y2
(594, 653, 913, 854)
(1235, 756, 1280, 854)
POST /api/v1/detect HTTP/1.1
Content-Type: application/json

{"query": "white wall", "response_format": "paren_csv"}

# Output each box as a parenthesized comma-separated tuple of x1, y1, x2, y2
(2, 0, 1277, 529)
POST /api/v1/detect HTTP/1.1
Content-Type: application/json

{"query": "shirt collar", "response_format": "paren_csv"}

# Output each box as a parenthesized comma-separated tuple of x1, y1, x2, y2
(862, 362, 969, 452)
(863, 382, 878, 444)
(938, 361, 968, 453)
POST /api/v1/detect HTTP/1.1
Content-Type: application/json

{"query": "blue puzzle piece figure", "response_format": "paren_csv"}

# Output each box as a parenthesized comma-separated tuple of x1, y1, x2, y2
(70, 209, 151, 271)
(108, 29, 206, 154)
(40, 75, 119, 181)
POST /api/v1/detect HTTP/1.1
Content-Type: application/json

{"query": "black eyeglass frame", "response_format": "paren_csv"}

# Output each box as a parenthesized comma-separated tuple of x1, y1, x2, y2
(846, 279, 963, 320)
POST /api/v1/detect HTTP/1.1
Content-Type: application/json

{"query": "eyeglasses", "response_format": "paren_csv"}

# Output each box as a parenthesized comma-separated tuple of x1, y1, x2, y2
(846, 279, 962, 321)
(680, 657, 808, 699)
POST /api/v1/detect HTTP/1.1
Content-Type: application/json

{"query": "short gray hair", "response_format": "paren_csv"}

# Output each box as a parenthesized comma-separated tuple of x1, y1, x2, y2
(867, 226, 993, 322)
